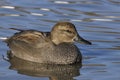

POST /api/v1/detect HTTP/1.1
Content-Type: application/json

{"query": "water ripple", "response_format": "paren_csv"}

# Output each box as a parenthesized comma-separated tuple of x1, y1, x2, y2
(53, 1, 71, 4)
(30, 13, 44, 16)
(0, 14, 21, 17)
(0, 6, 15, 9)
(51, 0, 103, 5)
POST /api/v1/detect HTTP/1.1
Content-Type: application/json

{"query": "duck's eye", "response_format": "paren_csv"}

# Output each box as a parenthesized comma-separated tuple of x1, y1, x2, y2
(66, 30, 72, 33)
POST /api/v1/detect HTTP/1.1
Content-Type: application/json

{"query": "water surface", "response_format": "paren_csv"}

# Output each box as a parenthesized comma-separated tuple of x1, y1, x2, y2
(0, 0, 120, 80)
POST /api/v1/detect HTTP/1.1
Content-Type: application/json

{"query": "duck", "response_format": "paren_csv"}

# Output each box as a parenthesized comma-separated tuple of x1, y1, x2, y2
(5, 22, 91, 64)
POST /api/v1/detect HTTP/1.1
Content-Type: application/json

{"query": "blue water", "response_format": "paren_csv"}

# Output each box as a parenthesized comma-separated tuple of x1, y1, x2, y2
(0, 0, 120, 80)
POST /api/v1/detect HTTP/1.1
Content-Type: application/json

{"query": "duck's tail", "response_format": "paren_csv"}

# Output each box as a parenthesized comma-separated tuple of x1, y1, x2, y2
(9, 28, 24, 31)
(0, 28, 23, 42)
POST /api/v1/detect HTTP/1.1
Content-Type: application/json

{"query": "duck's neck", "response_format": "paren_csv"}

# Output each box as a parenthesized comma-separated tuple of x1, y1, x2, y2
(51, 39, 61, 45)
(50, 32, 60, 45)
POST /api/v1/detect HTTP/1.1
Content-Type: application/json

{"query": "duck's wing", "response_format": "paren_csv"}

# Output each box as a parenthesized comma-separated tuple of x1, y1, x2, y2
(5, 30, 51, 62)
(6, 30, 51, 48)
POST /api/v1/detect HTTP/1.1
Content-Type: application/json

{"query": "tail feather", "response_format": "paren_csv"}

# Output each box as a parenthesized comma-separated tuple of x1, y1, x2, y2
(9, 28, 24, 31)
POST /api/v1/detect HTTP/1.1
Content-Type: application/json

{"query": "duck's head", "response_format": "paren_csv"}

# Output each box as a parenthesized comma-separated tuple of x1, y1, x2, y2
(51, 22, 92, 45)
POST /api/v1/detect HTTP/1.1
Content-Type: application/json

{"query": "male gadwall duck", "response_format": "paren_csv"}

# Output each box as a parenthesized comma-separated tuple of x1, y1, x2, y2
(6, 22, 91, 64)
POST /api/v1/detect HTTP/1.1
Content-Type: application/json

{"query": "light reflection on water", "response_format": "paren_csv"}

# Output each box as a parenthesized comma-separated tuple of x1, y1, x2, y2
(0, 0, 120, 80)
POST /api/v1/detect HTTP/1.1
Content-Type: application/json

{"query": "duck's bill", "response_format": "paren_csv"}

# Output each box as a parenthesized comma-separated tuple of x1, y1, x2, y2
(74, 35, 92, 45)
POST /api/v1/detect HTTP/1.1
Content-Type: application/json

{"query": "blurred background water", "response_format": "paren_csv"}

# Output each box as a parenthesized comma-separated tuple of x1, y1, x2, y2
(0, 0, 120, 80)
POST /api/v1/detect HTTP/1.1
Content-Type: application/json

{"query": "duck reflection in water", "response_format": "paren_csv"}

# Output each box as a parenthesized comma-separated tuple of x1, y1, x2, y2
(7, 51, 82, 80)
